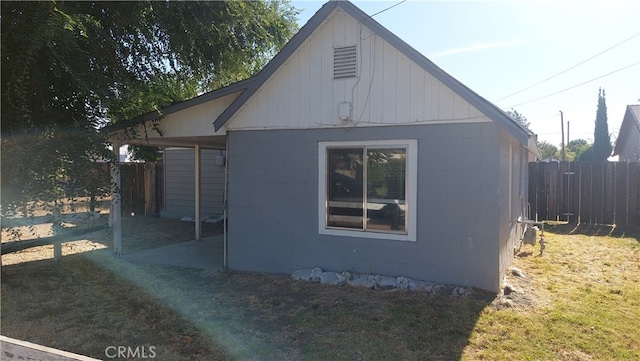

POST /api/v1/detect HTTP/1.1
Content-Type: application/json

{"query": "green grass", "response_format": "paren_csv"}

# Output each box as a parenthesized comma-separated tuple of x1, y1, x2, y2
(1, 223, 639, 360)
(465, 227, 640, 360)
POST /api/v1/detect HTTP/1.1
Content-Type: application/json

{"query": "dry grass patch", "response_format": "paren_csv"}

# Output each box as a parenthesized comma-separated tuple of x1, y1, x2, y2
(1, 220, 639, 360)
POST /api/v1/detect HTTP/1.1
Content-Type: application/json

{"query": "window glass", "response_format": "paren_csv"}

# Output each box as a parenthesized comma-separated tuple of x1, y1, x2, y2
(319, 140, 416, 242)
(327, 148, 363, 229)
(366, 148, 406, 232)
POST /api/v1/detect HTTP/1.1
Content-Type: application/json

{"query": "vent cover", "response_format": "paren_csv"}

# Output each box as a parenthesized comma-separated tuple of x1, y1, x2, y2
(333, 45, 357, 79)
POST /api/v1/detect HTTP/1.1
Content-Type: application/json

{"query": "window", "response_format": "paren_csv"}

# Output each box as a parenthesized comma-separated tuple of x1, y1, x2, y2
(318, 140, 417, 242)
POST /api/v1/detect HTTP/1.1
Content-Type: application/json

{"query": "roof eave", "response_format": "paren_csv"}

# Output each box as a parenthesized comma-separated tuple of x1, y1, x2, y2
(104, 77, 255, 133)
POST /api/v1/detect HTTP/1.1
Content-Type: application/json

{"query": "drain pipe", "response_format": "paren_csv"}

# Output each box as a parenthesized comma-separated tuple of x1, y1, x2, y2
(223, 136, 229, 271)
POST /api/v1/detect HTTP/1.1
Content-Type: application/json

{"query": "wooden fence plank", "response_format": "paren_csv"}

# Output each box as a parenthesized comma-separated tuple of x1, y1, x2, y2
(558, 161, 568, 221)
(591, 162, 604, 224)
(603, 162, 616, 225)
(614, 163, 628, 227)
(629, 162, 639, 227)
(579, 162, 592, 224)
(569, 162, 580, 224)
(547, 162, 559, 220)
(528, 162, 538, 220)
(537, 162, 548, 220)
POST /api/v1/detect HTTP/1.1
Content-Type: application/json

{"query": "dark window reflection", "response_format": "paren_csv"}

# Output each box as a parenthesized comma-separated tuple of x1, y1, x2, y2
(326, 147, 407, 233)
(327, 148, 363, 229)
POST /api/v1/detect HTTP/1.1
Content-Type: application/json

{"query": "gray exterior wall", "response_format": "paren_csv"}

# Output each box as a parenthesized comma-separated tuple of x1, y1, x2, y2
(496, 131, 529, 283)
(227, 123, 512, 292)
(619, 131, 640, 161)
(161, 148, 226, 219)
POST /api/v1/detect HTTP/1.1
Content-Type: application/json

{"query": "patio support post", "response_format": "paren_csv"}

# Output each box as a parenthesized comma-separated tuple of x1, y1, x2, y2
(111, 140, 122, 256)
(195, 144, 201, 240)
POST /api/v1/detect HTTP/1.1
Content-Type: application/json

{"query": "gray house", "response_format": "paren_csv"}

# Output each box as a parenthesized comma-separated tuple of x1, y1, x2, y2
(613, 105, 640, 162)
(115, 1, 539, 292)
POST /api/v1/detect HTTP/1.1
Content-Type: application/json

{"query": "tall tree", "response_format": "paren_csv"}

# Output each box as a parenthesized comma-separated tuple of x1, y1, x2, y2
(591, 88, 612, 161)
(506, 109, 531, 133)
(1, 1, 298, 216)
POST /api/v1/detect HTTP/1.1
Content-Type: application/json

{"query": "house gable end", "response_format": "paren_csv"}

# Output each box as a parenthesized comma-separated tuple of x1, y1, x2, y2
(220, 3, 491, 132)
(613, 104, 640, 158)
(214, 1, 532, 150)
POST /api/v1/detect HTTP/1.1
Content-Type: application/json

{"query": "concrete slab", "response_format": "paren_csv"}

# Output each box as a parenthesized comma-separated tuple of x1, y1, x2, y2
(123, 234, 224, 271)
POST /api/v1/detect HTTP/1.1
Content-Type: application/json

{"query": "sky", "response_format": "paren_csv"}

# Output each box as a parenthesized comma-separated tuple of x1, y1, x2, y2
(291, 0, 640, 150)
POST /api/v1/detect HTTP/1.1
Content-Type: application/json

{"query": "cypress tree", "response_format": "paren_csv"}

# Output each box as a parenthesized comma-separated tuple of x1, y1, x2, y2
(592, 88, 612, 161)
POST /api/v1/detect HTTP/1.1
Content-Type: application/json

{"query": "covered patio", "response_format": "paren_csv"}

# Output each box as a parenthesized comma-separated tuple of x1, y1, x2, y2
(106, 78, 252, 268)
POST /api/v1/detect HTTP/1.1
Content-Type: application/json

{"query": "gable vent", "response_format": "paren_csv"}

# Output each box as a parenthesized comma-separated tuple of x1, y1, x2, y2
(333, 45, 357, 79)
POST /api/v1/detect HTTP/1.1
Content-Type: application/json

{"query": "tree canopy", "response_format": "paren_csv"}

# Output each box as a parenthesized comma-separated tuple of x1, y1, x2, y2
(538, 141, 559, 160)
(566, 139, 592, 161)
(506, 109, 531, 133)
(1, 1, 298, 215)
(538, 139, 592, 161)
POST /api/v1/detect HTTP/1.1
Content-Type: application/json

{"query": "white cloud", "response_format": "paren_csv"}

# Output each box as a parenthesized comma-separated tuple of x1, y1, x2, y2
(430, 39, 534, 58)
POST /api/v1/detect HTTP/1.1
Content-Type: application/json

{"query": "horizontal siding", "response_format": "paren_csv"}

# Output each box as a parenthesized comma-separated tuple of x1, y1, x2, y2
(162, 148, 226, 219)
(228, 8, 487, 131)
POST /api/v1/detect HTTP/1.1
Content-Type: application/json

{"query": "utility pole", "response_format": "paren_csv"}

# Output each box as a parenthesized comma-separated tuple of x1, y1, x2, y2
(560, 110, 566, 161)
(567, 121, 570, 149)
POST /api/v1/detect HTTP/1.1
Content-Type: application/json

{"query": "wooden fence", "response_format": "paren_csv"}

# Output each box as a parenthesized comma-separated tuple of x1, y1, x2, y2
(528, 161, 639, 227)
(117, 162, 163, 216)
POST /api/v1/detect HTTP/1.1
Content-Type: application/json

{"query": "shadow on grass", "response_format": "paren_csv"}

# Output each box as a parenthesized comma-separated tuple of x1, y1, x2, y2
(1, 247, 494, 361)
(0, 253, 233, 360)
(544, 222, 640, 241)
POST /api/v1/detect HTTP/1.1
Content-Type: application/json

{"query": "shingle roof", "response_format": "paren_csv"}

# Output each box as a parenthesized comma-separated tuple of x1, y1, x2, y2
(212, 1, 535, 151)
(629, 104, 640, 128)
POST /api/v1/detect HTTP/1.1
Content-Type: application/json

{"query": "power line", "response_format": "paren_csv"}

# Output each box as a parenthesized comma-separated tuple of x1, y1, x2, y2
(370, 0, 406, 17)
(496, 32, 640, 102)
(506, 61, 640, 108)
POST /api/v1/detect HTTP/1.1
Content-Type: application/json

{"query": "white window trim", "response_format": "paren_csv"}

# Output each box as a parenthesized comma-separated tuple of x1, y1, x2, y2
(318, 139, 417, 242)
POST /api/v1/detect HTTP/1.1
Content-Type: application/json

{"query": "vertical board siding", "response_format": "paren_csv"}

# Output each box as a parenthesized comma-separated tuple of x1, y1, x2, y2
(228, 8, 489, 131)
(162, 148, 225, 219)
(528, 161, 640, 227)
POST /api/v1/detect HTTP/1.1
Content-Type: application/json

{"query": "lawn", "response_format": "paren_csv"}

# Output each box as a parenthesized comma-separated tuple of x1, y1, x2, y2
(1, 218, 639, 360)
